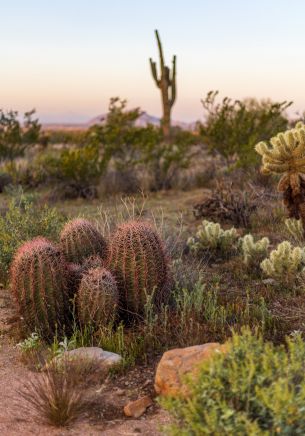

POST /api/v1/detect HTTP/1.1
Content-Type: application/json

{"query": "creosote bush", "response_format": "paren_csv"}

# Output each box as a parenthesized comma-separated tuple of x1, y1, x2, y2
(260, 240, 305, 286)
(187, 220, 238, 256)
(240, 233, 270, 270)
(162, 329, 305, 435)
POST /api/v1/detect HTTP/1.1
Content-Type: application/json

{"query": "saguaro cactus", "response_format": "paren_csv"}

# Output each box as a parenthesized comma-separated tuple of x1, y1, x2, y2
(255, 122, 305, 235)
(60, 218, 107, 264)
(77, 267, 118, 329)
(10, 237, 69, 340)
(107, 221, 169, 315)
(149, 29, 176, 139)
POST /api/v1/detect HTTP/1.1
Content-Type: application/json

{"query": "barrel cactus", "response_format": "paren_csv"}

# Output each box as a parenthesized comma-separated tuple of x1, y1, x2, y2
(107, 221, 169, 314)
(60, 218, 107, 264)
(77, 267, 118, 328)
(10, 237, 69, 340)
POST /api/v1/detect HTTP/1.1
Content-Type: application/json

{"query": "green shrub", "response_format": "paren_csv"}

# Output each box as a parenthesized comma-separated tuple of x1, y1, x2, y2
(162, 329, 305, 435)
(0, 193, 65, 281)
(37, 143, 103, 198)
(199, 91, 291, 167)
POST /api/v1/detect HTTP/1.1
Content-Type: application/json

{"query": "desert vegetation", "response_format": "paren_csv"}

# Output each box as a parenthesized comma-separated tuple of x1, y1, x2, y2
(2, 26, 305, 436)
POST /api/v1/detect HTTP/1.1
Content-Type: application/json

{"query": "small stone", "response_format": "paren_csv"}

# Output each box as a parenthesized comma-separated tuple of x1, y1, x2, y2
(115, 388, 125, 396)
(155, 342, 227, 397)
(124, 396, 153, 418)
(262, 278, 276, 285)
(49, 347, 122, 371)
(143, 379, 152, 388)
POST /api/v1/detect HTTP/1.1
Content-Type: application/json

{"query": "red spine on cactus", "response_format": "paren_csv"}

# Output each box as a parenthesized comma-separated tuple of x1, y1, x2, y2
(10, 237, 69, 340)
(77, 267, 118, 328)
(107, 220, 169, 315)
(60, 218, 107, 264)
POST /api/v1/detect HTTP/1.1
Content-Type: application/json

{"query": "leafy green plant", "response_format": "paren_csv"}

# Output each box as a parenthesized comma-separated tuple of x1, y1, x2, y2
(199, 90, 291, 167)
(187, 220, 238, 256)
(0, 109, 41, 161)
(260, 240, 305, 285)
(162, 329, 305, 435)
(240, 234, 270, 270)
(0, 193, 65, 282)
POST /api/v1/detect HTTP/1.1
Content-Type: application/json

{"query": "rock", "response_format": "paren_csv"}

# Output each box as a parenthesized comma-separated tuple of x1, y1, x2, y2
(124, 396, 153, 418)
(49, 347, 122, 370)
(155, 342, 227, 397)
(262, 278, 276, 285)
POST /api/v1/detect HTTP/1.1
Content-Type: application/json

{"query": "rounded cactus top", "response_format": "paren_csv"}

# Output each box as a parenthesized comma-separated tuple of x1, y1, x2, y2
(60, 218, 108, 264)
(11, 237, 60, 264)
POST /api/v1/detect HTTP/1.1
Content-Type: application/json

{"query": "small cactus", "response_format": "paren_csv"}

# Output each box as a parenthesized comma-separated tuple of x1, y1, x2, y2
(240, 234, 270, 270)
(255, 122, 305, 235)
(107, 221, 169, 314)
(260, 240, 305, 285)
(285, 218, 304, 242)
(77, 267, 118, 328)
(60, 218, 107, 264)
(187, 220, 238, 254)
(10, 237, 69, 340)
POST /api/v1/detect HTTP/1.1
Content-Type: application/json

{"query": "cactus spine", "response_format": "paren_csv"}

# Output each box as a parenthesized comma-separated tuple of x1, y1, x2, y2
(107, 221, 169, 315)
(60, 218, 107, 264)
(240, 234, 270, 270)
(77, 267, 118, 328)
(285, 218, 304, 242)
(255, 122, 305, 235)
(149, 29, 176, 139)
(10, 238, 69, 340)
(260, 240, 305, 285)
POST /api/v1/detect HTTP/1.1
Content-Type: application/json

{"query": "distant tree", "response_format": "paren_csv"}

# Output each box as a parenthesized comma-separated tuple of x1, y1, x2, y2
(0, 109, 41, 161)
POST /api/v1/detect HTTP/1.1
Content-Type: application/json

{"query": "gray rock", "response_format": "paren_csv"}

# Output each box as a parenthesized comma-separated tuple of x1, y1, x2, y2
(49, 346, 122, 370)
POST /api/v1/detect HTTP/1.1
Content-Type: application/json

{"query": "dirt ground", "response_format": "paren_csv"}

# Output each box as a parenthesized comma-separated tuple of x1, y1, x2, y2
(0, 289, 171, 435)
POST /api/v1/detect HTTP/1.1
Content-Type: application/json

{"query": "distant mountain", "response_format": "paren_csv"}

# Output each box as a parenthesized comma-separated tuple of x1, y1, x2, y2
(43, 111, 196, 131)
(88, 111, 196, 130)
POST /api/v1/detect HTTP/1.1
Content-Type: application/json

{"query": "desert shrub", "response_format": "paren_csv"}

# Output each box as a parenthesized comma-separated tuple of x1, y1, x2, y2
(260, 240, 305, 286)
(19, 360, 89, 426)
(0, 192, 65, 281)
(162, 329, 305, 435)
(240, 234, 270, 271)
(193, 181, 257, 227)
(187, 220, 238, 257)
(199, 90, 291, 167)
(0, 109, 40, 161)
(37, 143, 103, 198)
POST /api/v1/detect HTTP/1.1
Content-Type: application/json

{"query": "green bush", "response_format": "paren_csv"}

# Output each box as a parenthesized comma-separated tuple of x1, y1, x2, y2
(162, 329, 305, 435)
(0, 192, 65, 281)
(0, 109, 41, 161)
(199, 91, 291, 167)
(37, 143, 103, 198)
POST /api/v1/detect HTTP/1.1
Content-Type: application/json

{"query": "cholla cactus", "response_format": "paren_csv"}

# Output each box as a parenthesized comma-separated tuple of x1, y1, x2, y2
(10, 238, 69, 340)
(77, 267, 118, 329)
(240, 234, 270, 269)
(187, 220, 238, 254)
(260, 240, 305, 285)
(255, 122, 305, 234)
(60, 218, 107, 264)
(285, 218, 304, 242)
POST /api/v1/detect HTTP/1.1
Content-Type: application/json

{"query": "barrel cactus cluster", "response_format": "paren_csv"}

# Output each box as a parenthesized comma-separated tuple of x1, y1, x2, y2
(9, 217, 169, 340)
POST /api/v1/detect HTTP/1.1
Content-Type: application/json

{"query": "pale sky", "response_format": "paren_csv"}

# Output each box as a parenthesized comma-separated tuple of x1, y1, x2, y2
(1, 0, 304, 123)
